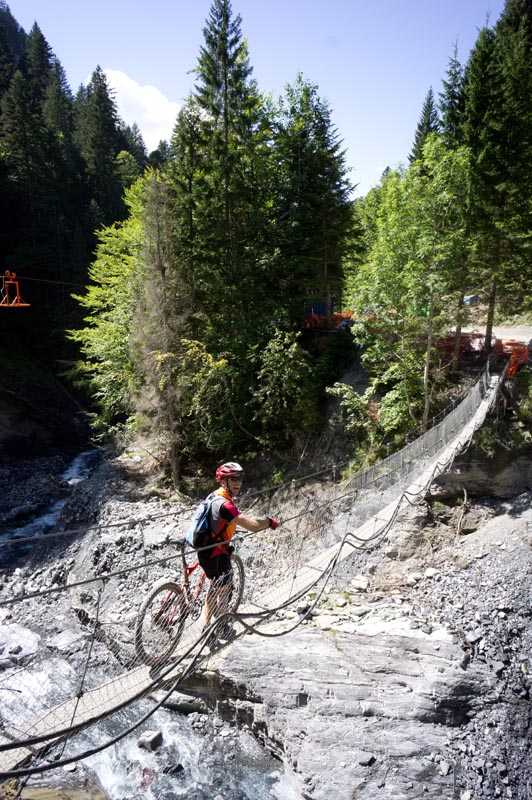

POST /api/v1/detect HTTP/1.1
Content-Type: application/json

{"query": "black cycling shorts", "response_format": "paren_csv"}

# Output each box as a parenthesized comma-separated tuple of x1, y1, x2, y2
(198, 551, 232, 583)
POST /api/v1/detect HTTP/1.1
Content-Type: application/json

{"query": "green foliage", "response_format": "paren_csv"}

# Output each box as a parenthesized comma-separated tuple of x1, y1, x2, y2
(326, 382, 384, 466)
(154, 338, 233, 455)
(509, 368, 532, 433)
(342, 136, 471, 441)
(409, 87, 440, 163)
(73, 66, 125, 224)
(115, 149, 142, 189)
(68, 179, 146, 428)
(273, 73, 352, 323)
(439, 44, 465, 148)
(327, 382, 372, 436)
(251, 330, 318, 446)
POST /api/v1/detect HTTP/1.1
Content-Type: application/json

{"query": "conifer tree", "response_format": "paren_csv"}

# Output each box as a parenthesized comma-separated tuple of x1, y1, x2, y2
(273, 73, 352, 322)
(0, 19, 14, 100)
(438, 44, 472, 367)
(0, 2, 26, 66)
(494, 6, 532, 309)
(148, 139, 170, 169)
(119, 121, 147, 169)
(129, 172, 193, 484)
(20, 23, 53, 104)
(73, 66, 124, 226)
(462, 26, 500, 347)
(496, 0, 532, 42)
(439, 44, 465, 148)
(409, 87, 440, 163)
(43, 58, 73, 144)
(191, 0, 273, 336)
(1, 69, 50, 231)
(168, 102, 203, 305)
(462, 8, 532, 337)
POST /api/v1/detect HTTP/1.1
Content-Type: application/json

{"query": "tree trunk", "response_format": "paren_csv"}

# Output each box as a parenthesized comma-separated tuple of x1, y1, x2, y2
(483, 275, 497, 355)
(451, 292, 465, 373)
(422, 301, 434, 433)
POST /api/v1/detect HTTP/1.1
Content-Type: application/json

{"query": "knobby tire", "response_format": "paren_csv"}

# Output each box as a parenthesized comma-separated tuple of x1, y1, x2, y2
(134, 578, 187, 666)
(228, 554, 245, 614)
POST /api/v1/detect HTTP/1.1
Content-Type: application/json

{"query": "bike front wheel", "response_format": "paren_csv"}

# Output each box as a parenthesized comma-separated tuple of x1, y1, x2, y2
(135, 579, 187, 666)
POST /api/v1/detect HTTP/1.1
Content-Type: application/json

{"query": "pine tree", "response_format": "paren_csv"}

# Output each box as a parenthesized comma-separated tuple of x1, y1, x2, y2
(0, 18, 14, 100)
(494, 5, 532, 306)
(20, 23, 53, 104)
(1, 69, 50, 228)
(409, 87, 440, 163)
(0, 2, 26, 66)
(129, 172, 194, 484)
(273, 73, 352, 323)
(43, 58, 73, 146)
(439, 44, 465, 148)
(168, 102, 203, 304)
(73, 66, 124, 226)
(496, 0, 532, 43)
(191, 0, 274, 341)
(438, 44, 470, 367)
(148, 139, 170, 169)
(462, 25, 505, 348)
(119, 121, 147, 170)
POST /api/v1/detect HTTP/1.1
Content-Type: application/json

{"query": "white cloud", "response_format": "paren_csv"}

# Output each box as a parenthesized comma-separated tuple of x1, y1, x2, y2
(104, 69, 180, 152)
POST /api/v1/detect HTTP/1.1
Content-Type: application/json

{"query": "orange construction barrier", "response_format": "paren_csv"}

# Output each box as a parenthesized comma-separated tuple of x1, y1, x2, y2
(302, 310, 354, 330)
(438, 332, 530, 378)
(493, 339, 531, 378)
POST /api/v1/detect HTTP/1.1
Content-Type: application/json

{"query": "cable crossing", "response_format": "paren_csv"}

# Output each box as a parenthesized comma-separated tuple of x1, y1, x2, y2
(0, 362, 505, 779)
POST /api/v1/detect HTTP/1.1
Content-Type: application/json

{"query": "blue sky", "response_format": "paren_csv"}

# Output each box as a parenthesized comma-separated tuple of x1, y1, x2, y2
(10, 0, 506, 197)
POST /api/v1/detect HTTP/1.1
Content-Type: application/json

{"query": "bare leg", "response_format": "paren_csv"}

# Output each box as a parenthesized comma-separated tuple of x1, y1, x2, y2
(203, 574, 233, 628)
(203, 582, 218, 627)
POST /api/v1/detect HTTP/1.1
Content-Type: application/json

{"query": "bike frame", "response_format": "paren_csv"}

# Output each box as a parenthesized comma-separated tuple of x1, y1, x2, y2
(153, 551, 205, 627)
(181, 555, 206, 607)
(135, 542, 244, 666)
(156, 542, 236, 626)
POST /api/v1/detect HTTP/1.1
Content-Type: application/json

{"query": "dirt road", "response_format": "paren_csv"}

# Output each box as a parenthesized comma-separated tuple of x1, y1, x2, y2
(463, 323, 532, 343)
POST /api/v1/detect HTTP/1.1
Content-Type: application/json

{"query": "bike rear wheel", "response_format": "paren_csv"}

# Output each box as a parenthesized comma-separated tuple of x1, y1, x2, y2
(135, 579, 187, 666)
(228, 554, 245, 614)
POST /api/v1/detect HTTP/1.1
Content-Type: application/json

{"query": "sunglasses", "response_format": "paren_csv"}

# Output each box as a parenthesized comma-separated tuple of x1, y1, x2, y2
(229, 475, 244, 482)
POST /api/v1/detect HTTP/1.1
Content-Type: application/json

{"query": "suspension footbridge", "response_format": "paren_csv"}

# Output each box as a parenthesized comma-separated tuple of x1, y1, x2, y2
(0, 362, 509, 779)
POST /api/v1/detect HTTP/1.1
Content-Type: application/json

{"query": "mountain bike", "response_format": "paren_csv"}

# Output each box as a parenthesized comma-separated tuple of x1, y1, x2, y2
(134, 539, 245, 667)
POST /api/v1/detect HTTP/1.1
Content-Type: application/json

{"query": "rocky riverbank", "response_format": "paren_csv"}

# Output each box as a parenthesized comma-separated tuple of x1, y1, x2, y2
(1, 444, 532, 799)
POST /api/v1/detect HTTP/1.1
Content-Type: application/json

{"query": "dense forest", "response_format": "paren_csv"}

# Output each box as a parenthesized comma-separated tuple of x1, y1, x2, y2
(1, 0, 531, 488)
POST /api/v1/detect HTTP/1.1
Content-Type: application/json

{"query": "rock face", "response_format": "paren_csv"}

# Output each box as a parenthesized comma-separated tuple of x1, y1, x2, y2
(182, 600, 490, 799)
(431, 444, 532, 499)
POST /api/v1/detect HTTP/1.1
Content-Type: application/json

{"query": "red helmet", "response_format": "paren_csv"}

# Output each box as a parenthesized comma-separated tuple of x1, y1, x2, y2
(216, 462, 244, 482)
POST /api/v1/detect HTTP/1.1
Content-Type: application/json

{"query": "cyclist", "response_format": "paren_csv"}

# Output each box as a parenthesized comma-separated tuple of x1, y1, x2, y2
(200, 461, 278, 640)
